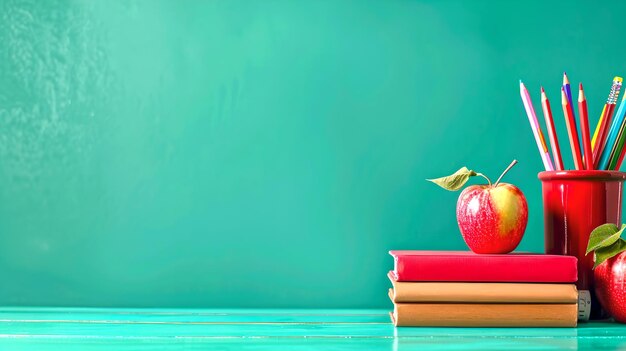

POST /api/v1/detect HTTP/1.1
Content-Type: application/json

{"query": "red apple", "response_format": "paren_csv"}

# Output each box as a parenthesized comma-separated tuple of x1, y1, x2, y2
(456, 183, 528, 254)
(594, 251, 626, 322)
(428, 160, 528, 254)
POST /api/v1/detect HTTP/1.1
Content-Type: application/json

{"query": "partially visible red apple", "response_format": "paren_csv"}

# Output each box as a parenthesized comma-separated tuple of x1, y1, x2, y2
(586, 223, 626, 323)
(594, 251, 626, 323)
(457, 183, 528, 254)
(428, 159, 528, 254)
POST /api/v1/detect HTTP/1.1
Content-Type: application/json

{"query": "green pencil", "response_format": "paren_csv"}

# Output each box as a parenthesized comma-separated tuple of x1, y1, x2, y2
(608, 120, 626, 170)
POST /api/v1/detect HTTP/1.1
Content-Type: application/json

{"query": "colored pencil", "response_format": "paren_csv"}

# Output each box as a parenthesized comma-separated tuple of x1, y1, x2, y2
(613, 132, 626, 171)
(598, 93, 626, 170)
(520, 81, 554, 171)
(616, 144, 626, 170)
(594, 105, 607, 144)
(578, 84, 593, 170)
(563, 72, 576, 118)
(541, 87, 563, 170)
(563, 73, 580, 152)
(561, 87, 584, 170)
(608, 122, 626, 170)
(593, 105, 616, 162)
(592, 77, 622, 167)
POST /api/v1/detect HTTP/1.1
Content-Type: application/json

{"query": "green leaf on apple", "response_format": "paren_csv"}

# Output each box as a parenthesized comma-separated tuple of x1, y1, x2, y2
(427, 167, 478, 191)
(428, 160, 519, 191)
(594, 239, 626, 268)
(586, 223, 625, 255)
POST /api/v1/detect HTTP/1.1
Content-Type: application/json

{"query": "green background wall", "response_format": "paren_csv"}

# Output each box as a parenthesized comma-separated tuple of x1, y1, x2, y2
(0, 0, 624, 308)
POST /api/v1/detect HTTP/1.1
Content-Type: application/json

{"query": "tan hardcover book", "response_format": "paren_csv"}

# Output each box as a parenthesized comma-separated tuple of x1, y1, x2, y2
(388, 272, 578, 303)
(391, 302, 577, 327)
(391, 303, 578, 327)
(389, 292, 577, 327)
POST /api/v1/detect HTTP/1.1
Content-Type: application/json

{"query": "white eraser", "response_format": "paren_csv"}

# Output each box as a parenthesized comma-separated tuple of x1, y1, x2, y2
(578, 290, 591, 321)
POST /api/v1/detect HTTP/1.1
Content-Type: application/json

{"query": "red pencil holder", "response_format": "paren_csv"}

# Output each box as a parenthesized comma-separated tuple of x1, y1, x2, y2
(539, 171, 626, 292)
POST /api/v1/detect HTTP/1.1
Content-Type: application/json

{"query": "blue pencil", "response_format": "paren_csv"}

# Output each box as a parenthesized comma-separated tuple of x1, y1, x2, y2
(599, 94, 626, 169)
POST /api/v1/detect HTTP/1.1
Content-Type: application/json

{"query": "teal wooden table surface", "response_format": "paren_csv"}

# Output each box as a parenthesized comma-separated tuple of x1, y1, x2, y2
(0, 308, 625, 350)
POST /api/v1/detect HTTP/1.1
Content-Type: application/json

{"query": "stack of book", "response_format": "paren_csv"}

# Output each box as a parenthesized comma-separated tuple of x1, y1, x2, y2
(388, 251, 579, 327)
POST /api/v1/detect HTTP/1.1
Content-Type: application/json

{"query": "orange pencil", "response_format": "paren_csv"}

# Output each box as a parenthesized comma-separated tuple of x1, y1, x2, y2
(562, 87, 583, 170)
(578, 83, 593, 170)
(541, 87, 564, 170)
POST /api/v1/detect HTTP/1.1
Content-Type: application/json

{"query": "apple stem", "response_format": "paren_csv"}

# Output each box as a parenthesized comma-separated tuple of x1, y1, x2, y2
(476, 173, 492, 186)
(494, 159, 518, 187)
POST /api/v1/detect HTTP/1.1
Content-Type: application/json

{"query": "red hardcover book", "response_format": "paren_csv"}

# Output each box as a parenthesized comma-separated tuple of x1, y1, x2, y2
(390, 251, 577, 283)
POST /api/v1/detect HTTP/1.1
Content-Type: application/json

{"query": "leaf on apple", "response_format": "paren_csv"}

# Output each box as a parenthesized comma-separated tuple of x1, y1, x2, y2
(587, 223, 626, 268)
(594, 239, 626, 268)
(586, 223, 625, 255)
(427, 167, 478, 191)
